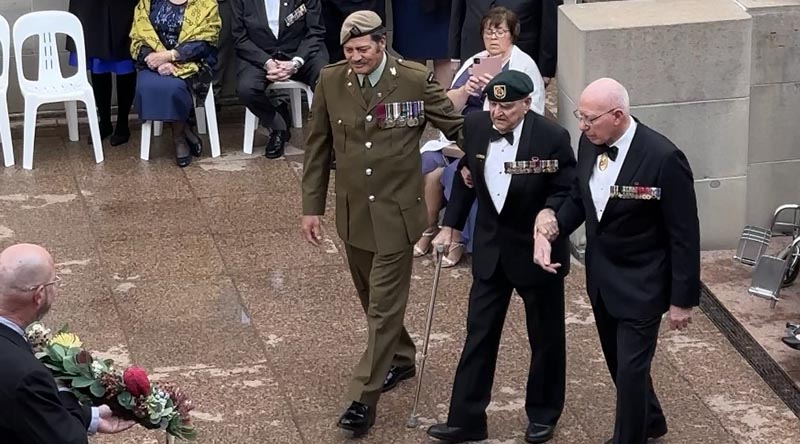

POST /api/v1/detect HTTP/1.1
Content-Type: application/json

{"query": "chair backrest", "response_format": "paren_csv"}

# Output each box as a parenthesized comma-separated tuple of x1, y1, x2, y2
(0, 14, 9, 91)
(12, 11, 85, 90)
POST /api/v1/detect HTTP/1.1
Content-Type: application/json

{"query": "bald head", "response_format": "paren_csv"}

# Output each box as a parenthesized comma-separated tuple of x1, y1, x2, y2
(577, 78, 632, 145)
(580, 78, 630, 115)
(0, 244, 56, 325)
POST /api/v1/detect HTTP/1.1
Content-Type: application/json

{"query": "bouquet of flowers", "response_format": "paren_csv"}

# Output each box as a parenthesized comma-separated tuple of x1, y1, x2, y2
(26, 323, 197, 441)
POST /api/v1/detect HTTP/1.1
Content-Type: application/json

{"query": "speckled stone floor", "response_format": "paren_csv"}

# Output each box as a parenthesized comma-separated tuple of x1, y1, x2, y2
(0, 106, 798, 443)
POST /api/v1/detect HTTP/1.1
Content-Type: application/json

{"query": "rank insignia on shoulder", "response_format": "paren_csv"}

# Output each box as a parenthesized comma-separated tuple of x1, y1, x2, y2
(427, 72, 435, 83)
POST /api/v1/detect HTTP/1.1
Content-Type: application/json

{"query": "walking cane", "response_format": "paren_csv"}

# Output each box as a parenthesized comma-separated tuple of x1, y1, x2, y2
(407, 243, 446, 428)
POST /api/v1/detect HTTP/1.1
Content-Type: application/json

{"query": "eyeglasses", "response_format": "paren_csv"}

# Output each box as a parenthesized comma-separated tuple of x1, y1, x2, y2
(18, 275, 61, 292)
(573, 108, 617, 127)
(483, 28, 509, 38)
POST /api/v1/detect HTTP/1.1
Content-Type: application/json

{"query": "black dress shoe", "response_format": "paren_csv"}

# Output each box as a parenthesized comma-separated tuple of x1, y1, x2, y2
(89, 121, 113, 145)
(382, 365, 415, 392)
(185, 136, 203, 157)
(265, 130, 288, 159)
(427, 423, 488, 443)
(603, 425, 668, 444)
(526, 423, 555, 443)
(337, 401, 375, 438)
(110, 126, 130, 146)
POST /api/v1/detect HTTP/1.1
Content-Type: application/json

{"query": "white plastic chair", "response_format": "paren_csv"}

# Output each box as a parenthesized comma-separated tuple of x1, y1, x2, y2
(141, 83, 220, 160)
(13, 11, 103, 169)
(0, 15, 14, 167)
(242, 80, 313, 154)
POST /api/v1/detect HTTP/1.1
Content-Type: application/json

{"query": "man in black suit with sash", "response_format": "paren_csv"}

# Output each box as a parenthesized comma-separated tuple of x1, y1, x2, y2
(449, 0, 562, 82)
(426, 70, 576, 444)
(232, 0, 328, 158)
(0, 244, 134, 444)
(534, 78, 701, 444)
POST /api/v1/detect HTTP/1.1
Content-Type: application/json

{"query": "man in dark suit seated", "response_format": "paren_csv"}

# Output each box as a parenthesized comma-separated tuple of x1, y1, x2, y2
(426, 70, 577, 444)
(534, 78, 701, 444)
(232, 0, 328, 158)
(0, 243, 135, 444)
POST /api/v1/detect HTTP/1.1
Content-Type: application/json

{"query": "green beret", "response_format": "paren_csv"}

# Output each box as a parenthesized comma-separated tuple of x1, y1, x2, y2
(484, 70, 534, 102)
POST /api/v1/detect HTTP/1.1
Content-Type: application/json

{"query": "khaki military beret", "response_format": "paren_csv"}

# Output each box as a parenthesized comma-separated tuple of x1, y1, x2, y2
(340, 10, 383, 45)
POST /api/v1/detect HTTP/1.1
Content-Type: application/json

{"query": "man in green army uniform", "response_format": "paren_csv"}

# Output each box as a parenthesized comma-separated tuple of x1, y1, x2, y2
(300, 10, 464, 437)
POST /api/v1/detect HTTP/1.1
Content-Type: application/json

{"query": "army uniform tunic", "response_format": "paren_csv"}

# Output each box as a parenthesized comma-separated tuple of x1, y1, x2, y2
(302, 53, 463, 408)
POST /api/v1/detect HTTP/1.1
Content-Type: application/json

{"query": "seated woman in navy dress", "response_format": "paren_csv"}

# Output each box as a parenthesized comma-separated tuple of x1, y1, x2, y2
(130, 0, 220, 167)
(416, 7, 545, 267)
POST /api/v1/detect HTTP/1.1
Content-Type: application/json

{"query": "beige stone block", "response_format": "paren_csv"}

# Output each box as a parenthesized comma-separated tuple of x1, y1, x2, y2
(631, 98, 750, 179)
(744, 2, 800, 84)
(695, 176, 748, 250)
(746, 160, 800, 227)
(749, 82, 800, 164)
(558, 0, 751, 105)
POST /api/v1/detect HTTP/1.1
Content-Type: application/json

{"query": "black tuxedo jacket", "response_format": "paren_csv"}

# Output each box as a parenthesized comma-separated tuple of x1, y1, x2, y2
(0, 323, 92, 444)
(556, 120, 701, 320)
(449, 0, 562, 77)
(443, 110, 576, 287)
(232, 0, 326, 69)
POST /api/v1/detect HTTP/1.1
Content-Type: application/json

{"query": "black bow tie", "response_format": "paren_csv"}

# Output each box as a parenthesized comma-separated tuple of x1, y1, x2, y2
(597, 144, 618, 161)
(490, 129, 514, 146)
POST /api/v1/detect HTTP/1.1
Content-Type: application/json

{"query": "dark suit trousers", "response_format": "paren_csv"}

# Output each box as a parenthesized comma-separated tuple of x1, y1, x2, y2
(448, 264, 566, 429)
(236, 55, 326, 129)
(593, 292, 667, 444)
(213, 0, 236, 98)
(343, 243, 417, 408)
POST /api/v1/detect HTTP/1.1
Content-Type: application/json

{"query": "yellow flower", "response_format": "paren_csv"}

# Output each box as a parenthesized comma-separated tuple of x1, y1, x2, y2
(50, 332, 83, 348)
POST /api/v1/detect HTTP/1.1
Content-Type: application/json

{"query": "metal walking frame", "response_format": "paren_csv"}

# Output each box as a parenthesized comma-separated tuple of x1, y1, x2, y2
(734, 204, 800, 307)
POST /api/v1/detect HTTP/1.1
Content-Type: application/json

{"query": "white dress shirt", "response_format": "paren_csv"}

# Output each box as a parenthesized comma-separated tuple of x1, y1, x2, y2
(485, 118, 526, 213)
(589, 118, 638, 220)
(265, 0, 280, 37)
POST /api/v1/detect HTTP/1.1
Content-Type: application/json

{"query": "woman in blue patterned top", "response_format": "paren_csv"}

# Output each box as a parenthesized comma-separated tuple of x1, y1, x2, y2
(130, 0, 220, 167)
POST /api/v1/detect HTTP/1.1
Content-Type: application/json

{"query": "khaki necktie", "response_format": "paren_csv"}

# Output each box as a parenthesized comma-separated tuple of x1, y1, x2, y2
(361, 78, 375, 103)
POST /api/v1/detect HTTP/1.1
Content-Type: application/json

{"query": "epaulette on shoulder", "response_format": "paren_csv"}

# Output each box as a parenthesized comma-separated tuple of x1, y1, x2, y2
(396, 58, 427, 73)
(322, 59, 350, 70)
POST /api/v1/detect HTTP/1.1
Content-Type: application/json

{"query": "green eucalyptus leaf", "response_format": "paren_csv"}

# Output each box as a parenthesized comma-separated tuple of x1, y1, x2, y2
(117, 392, 133, 409)
(71, 376, 95, 388)
(89, 380, 106, 398)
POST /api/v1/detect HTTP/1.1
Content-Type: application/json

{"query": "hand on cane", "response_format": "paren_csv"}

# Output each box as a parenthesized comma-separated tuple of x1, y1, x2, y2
(432, 227, 453, 260)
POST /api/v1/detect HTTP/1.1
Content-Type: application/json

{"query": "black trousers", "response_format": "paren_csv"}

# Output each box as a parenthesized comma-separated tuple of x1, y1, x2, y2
(322, 0, 386, 63)
(213, 0, 236, 98)
(448, 263, 566, 429)
(235, 53, 327, 129)
(593, 292, 666, 444)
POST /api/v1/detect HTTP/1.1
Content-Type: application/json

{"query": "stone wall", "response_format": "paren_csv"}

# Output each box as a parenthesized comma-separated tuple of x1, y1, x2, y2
(557, 0, 800, 250)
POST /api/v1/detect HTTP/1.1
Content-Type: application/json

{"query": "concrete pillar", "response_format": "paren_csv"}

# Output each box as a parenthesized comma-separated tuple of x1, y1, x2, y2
(557, 0, 752, 250)
(737, 0, 800, 229)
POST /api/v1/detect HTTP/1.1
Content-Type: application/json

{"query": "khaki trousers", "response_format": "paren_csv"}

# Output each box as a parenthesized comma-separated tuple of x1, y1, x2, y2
(344, 243, 417, 408)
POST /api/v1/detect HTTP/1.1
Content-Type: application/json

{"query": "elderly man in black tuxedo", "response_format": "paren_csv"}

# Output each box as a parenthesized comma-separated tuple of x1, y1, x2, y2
(426, 70, 576, 444)
(450, 0, 562, 82)
(0, 244, 135, 444)
(534, 78, 701, 444)
(232, 0, 328, 158)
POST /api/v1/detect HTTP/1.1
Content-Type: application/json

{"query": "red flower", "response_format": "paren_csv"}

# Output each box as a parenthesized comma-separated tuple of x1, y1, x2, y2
(123, 367, 151, 397)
